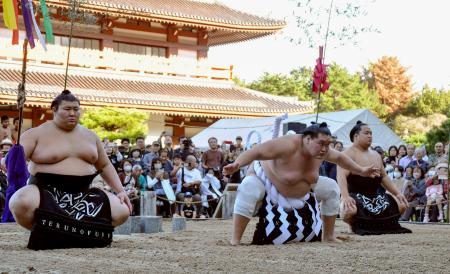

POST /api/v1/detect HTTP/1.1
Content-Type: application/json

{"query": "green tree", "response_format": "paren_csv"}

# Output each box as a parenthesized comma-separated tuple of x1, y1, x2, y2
(246, 64, 387, 119)
(318, 64, 387, 119)
(247, 68, 314, 101)
(406, 85, 450, 117)
(80, 107, 148, 141)
(425, 118, 450, 153)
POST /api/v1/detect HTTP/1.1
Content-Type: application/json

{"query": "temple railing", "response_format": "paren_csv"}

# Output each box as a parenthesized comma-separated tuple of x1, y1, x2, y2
(0, 38, 232, 80)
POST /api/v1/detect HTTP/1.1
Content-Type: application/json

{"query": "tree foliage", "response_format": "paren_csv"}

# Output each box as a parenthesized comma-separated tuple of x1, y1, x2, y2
(80, 107, 148, 141)
(368, 56, 413, 115)
(406, 85, 450, 117)
(425, 118, 450, 153)
(247, 64, 387, 118)
(391, 113, 448, 140)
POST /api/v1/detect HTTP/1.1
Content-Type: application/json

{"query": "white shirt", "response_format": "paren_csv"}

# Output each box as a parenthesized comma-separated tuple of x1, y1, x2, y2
(176, 167, 202, 194)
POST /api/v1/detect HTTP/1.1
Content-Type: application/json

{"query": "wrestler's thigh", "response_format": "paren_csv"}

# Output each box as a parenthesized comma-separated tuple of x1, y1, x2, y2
(9, 184, 40, 212)
(103, 190, 130, 227)
(388, 193, 406, 214)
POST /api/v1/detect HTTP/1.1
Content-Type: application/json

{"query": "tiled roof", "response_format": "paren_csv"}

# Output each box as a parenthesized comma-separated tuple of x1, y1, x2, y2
(0, 64, 313, 118)
(44, 0, 286, 45)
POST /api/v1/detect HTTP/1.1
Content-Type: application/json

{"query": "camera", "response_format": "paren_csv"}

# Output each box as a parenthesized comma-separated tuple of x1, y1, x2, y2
(182, 138, 192, 149)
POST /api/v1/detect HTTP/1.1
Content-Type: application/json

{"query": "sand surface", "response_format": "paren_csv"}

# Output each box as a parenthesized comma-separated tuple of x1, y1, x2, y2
(0, 220, 449, 273)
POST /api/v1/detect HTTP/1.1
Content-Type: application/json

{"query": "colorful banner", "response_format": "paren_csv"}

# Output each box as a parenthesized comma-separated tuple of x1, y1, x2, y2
(20, 0, 35, 48)
(39, 0, 54, 43)
(2, 0, 18, 30)
(28, 0, 47, 50)
(12, 0, 19, 44)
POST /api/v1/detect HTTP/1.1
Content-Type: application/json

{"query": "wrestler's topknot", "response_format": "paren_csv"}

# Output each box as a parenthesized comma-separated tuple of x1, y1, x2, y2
(301, 121, 331, 138)
(349, 120, 368, 142)
(51, 89, 80, 110)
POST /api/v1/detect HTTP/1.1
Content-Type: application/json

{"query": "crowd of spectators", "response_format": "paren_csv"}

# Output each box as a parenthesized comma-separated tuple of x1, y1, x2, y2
(0, 113, 448, 223)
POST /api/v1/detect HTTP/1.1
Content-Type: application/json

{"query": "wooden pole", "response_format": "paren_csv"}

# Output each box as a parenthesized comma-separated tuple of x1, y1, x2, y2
(16, 39, 29, 145)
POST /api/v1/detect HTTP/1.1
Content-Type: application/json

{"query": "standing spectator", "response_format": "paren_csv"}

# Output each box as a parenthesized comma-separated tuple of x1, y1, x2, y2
(11, 117, 19, 144)
(201, 137, 224, 174)
(230, 136, 244, 156)
(397, 145, 407, 164)
(121, 138, 131, 158)
(399, 144, 415, 169)
(334, 141, 344, 152)
(400, 166, 427, 221)
(142, 141, 161, 173)
(170, 154, 183, 178)
(105, 142, 123, 171)
(135, 136, 146, 155)
(176, 155, 202, 215)
(0, 115, 11, 140)
(164, 136, 174, 160)
(0, 138, 13, 159)
(404, 166, 414, 180)
(407, 148, 429, 173)
(222, 151, 240, 184)
(428, 142, 446, 167)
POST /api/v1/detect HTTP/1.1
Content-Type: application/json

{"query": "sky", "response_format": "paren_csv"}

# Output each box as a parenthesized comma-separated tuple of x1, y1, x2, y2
(209, 0, 450, 90)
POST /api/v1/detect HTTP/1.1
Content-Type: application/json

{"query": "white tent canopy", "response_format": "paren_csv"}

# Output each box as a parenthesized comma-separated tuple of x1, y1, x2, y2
(192, 109, 404, 150)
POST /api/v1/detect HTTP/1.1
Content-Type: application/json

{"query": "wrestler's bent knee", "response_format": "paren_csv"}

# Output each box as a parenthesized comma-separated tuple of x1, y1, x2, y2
(315, 176, 340, 216)
(233, 175, 265, 219)
(105, 191, 130, 227)
(9, 185, 39, 216)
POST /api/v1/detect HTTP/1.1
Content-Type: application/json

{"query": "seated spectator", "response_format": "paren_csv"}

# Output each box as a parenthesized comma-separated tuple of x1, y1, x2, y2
(384, 145, 398, 166)
(334, 141, 344, 152)
(407, 148, 428, 173)
(170, 154, 183, 179)
(200, 168, 223, 217)
(160, 150, 174, 174)
(118, 160, 140, 215)
(147, 167, 176, 218)
(133, 164, 147, 193)
(384, 159, 396, 180)
(391, 166, 407, 193)
(0, 138, 13, 159)
(129, 148, 143, 168)
(176, 155, 202, 215)
(404, 166, 414, 180)
(400, 166, 427, 221)
(423, 174, 445, 222)
(180, 192, 197, 219)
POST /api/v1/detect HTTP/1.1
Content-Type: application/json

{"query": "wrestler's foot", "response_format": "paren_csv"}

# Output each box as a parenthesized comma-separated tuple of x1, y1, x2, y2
(322, 235, 343, 243)
(230, 238, 241, 246)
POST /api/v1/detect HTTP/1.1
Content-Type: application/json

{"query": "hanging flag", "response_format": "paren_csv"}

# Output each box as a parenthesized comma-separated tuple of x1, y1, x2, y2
(28, 0, 47, 50)
(20, 0, 35, 48)
(2, 0, 18, 30)
(39, 0, 54, 43)
(12, 0, 19, 44)
(312, 46, 329, 94)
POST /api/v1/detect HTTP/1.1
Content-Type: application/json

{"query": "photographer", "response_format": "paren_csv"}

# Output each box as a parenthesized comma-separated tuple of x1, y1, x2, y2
(175, 136, 195, 161)
(175, 155, 202, 216)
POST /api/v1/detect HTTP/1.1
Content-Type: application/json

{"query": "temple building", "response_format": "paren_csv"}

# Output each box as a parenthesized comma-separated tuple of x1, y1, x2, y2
(0, 0, 312, 143)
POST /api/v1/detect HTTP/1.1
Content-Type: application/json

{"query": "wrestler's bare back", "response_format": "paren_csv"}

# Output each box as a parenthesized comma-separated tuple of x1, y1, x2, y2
(249, 136, 324, 199)
(23, 121, 99, 176)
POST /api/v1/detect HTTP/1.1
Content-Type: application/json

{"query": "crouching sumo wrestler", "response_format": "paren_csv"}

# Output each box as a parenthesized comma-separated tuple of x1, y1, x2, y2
(9, 90, 131, 250)
(223, 123, 380, 245)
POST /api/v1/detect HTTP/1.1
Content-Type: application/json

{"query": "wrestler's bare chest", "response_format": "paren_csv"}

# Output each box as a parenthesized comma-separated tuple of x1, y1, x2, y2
(31, 126, 98, 165)
(261, 156, 322, 198)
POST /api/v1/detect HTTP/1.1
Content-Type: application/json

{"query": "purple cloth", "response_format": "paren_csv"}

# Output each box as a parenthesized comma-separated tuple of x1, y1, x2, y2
(1, 144, 29, 222)
(20, 0, 35, 48)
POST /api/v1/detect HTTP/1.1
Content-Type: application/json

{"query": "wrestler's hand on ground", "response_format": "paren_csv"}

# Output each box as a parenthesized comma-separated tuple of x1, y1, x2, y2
(223, 162, 239, 176)
(117, 190, 133, 214)
(396, 193, 409, 206)
(342, 196, 356, 211)
(360, 165, 381, 178)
